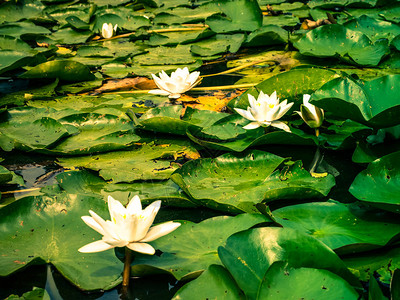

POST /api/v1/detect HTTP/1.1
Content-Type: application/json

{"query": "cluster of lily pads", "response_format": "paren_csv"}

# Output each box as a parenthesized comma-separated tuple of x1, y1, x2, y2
(2, 0, 400, 299)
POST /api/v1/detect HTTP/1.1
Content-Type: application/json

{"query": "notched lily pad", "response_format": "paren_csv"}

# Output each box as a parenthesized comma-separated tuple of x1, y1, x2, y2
(349, 151, 400, 213)
(293, 24, 389, 66)
(171, 150, 335, 213)
(311, 75, 400, 128)
(57, 142, 200, 183)
(0, 193, 122, 291)
(273, 201, 400, 254)
(131, 213, 270, 280)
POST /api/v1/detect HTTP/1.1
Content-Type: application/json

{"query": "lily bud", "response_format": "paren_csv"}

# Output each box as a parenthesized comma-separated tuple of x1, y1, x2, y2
(297, 94, 324, 129)
(101, 23, 118, 39)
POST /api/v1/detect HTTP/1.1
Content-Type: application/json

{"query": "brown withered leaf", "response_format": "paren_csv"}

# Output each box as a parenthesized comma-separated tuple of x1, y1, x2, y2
(91, 77, 156, 95)
(178, 90, 244, 112)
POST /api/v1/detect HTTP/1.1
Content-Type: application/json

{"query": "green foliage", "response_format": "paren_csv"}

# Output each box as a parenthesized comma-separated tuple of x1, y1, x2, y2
(0, 194, 123, 290)
(131, 213, 270, 280)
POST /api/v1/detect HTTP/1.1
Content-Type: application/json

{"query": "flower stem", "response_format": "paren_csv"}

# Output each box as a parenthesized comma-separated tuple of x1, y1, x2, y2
(122, 247, 132, 287)
(309, 147, 324, 174)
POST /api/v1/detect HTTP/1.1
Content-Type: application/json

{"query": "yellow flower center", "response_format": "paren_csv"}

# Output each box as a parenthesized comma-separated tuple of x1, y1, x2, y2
(269, 104, 275, 109)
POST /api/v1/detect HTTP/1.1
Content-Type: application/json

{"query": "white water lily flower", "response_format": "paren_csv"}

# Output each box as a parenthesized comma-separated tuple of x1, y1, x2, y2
(78, 195, 181, 255)
(296, 94, 324, 129)
(101, 23, 118, 39)
(149, 67, 201, 99)
(234, 91, 294, 132)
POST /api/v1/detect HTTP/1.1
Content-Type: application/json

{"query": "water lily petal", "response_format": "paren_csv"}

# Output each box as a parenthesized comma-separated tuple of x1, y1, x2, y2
(81, 216, 105, 236)
(264, 104, 281, 121)
(141, 221, 181, 242)
(168, 93, 182, 99)
(187, 71, 200, 85)
(89, 210, 119, 240)
(78, 240, 114, 253)
(247, 94, 257, 109)
(127, 242, 155, 255)
(234, 108, 256, 121)
(148, 89, 171, 96)
(135, 201, 161, 240)
(126, 195, 142, 215)
(271, 121, 291, 132)
(108, 196, 127, 226)
(151, 74, 171, 93)
(243, 122, 261, 130)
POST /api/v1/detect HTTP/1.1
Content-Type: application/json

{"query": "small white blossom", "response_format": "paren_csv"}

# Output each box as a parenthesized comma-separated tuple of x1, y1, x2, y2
(234, 91, 293, 132)
(149, 67, 201, 99)
(78, 195, 181, 255)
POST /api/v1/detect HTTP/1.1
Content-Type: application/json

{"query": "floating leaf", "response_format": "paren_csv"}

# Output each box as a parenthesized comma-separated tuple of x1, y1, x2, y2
(273, 201, 400, 254)
(172, 265, 243, 300)
(349, 151, 400, 213)
(56, 170, 195, 207)
(0, 193, 122, 291)
(171, 150, 335, 213)
(57, 142, 199, 183)
(20, 61, 95, 82)
(228, 66, 340, 110)
(311, 75, 400, 128)
(206, 0, 262, 33)
(258, 262, 359, 300)
(131, 213, 270, 280)
(293, 24, 389, 66)
(218, 227, 360, 299)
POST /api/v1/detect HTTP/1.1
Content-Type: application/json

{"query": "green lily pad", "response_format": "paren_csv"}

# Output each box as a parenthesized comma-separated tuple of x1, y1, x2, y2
(171, 150, 335, 213)
(273, 201, 400, 255)
(258, 262, 359, 300)
(20, 60, 95, 82)
(57, 142, 199, 183)
(0, 165, 13, 185)
(0, 193, 122, 291)
(190, 33, 245, 56)
(344, 15, 400, 42)
(0, 115, 70, 152)
(131, 213, 270, 280)
(218, 227, 360, 300)
(47, 113, 140, 155)
(48, 28, 93, 44)
(244, 25, 288, 47)
(172, 264, 243, 300)
(0, 50, 45, 75)
(0, 22, 50, 37)
(311, 75, 400, 128)
(134, 45, 198, 66)
(205, 0, 262, 33)
(320, 119, 372, 150)
(55, 170, 195, 207)
(0, 0, 44, 23)
(148, 29, 214, 47)
(153, 3, 219, 25)
(349, 151, 400, 213)
(293, 24, 389, 66)
(4, 287, 50, 300)
(343, 246, 400, 283)
(0, 80, 58, 107)
(138, 106, 229, 135)
(101, 60, 202, 78)
(369, 276, 387, 300)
